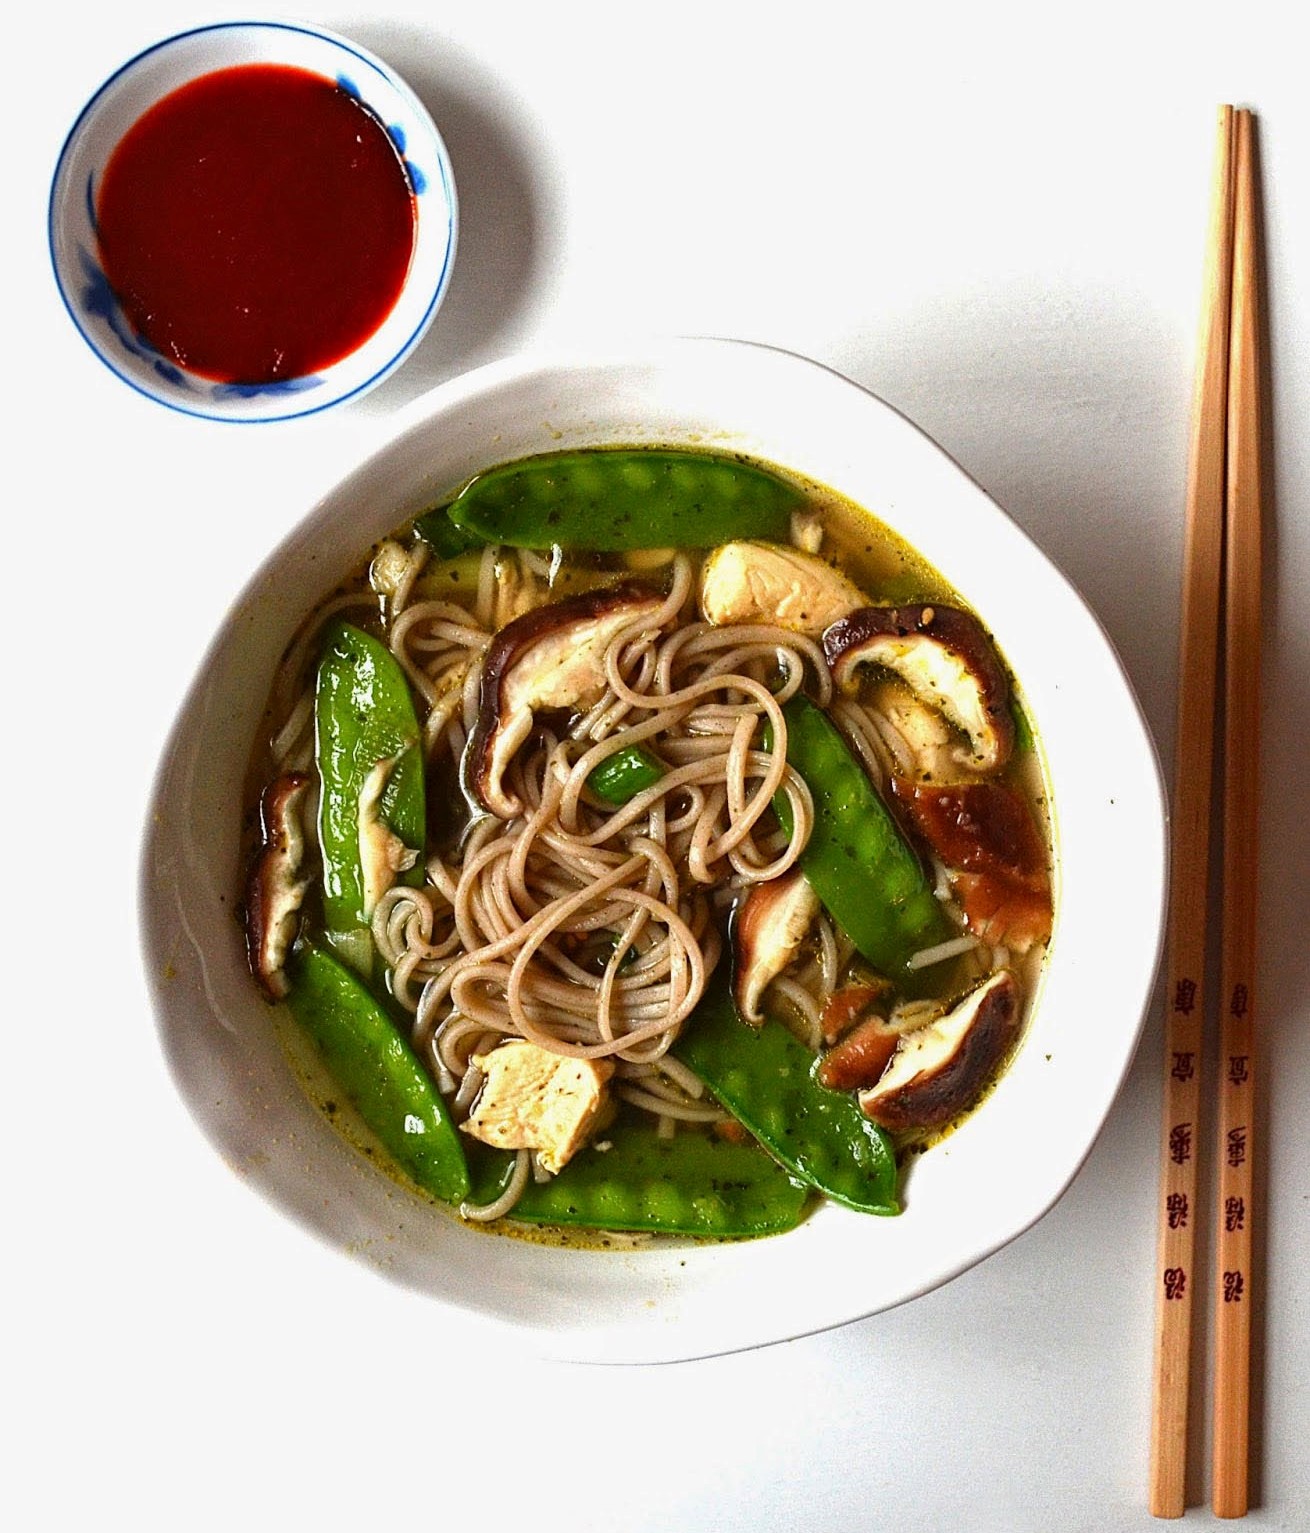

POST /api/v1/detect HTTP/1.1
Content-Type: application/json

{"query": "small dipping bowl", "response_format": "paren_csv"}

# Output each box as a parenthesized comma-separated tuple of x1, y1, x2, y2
(48, 20, 457, 423)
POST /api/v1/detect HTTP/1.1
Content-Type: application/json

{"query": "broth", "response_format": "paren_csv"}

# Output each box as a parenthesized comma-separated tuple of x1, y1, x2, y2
(241, 447, 1053, 1240)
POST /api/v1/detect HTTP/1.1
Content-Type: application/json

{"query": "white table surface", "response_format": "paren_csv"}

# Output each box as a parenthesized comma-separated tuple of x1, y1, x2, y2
(10, 2, 1309, 1529)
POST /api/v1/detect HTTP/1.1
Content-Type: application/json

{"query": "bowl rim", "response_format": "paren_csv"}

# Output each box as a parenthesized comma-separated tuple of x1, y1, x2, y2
(47, 17, 458, 423)
(138, 336, 1169, 1361)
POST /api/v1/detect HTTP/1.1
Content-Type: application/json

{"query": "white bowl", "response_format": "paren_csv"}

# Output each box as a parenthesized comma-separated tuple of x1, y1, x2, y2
(48, 20, 457, 423)
(140, 338, 1167, 1361)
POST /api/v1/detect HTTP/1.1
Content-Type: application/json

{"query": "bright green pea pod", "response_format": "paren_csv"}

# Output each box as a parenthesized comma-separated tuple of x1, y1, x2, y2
(674, 982, 900, 1215)
(587, 743, 665, 805)
(444, 448, 804, 551)
(285, 945, 470, 1204)
(478, 1123, 808, 1237)
(462, 1141, 520, 1208)
(772, 694, 950, 978)
(315, 621, 426, 934)
(412, 503, 486, 559)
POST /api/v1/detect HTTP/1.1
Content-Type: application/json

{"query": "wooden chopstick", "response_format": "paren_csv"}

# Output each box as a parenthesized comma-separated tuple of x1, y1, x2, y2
(1212, 105, 1262, 1520)
(1149, 103, 1235, 1521)
(1149, 105, 1264, 1519)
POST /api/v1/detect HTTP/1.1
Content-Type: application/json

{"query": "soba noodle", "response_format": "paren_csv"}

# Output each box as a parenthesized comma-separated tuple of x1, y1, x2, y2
(334, 549, 838, 1184)
(247, 453, 1053, 1233)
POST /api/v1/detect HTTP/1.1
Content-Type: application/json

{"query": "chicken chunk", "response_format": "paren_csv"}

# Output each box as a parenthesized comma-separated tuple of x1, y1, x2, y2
(461, 1041, 615, 1174)
(699, 542, 866, 637)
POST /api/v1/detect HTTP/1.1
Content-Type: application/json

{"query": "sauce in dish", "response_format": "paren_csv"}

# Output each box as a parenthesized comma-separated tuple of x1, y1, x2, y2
(95, 64, 416, 383)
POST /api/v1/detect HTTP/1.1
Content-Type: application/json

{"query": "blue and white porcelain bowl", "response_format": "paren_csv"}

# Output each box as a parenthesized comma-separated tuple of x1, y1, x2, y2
(48, 20, 458, 423)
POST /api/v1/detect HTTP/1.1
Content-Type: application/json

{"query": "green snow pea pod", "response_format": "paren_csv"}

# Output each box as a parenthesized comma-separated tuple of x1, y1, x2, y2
(479, 1122, 808, 1237)
(674, 981, 900, 1215)
(443, 448, 805, 551)
(412, 504, 486, 559)
(461, 1141, 520, 1208)
(285, 944, 469, 1204)
(771, 694, 950, 979)
(586, 743, 666, 805)
(315, 621, 426, 935)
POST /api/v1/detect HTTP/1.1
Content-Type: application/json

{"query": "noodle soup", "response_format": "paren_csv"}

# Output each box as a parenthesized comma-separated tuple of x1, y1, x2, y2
(241, 446, 1053, 1240)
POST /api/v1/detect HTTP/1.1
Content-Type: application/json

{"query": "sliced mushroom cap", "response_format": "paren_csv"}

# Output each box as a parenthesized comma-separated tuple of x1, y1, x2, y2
(699, 541, 866, 637)
(819, 979, 893, 1045)
(824, 605, 1014, 773)
(244, 772, 313, 1000)
(864, 677, 973, 785)
(891, 779, 1053, 953)
(732, 868, 821, 1023)
(858, 968, 1020, 1131)
(466, 583, 665, 818)
(817, 1010, 902, 1091)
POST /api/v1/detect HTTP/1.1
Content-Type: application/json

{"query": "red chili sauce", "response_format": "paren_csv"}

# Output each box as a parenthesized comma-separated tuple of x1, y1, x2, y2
(95, 64, 417, 384)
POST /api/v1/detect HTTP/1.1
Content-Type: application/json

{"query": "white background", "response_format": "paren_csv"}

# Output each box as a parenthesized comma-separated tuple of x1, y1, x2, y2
(9, 2, 1309, 1529)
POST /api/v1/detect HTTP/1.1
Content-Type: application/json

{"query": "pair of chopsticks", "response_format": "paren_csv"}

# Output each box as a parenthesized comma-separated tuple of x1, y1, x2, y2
(1149, 106, 1264, 1519)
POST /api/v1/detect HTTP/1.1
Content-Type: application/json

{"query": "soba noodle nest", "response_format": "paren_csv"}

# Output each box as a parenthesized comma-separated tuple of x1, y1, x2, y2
(270, 545, 857, 1214)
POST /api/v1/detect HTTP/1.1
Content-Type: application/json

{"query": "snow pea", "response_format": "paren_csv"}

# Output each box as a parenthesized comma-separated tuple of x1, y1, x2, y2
(587, 743, 665, 805)
(315, 621, 426, 934)
(477, 1122, 808, 1237)
(675, 982, 899, 1214)
(442, 448, 804, 551)
(412, 504, 485, 559)
(771, 694, 950, 979)
(285, 944, 470, 1203)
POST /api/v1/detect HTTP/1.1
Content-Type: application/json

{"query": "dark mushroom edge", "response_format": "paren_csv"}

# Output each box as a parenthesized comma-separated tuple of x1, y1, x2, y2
(244, 771, 312, 1000)
(730, 868, 820, 1022)
(857, 968, 1020, 1132)
(823, 604, 1015, 773)
(464, 583, 665, 818)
